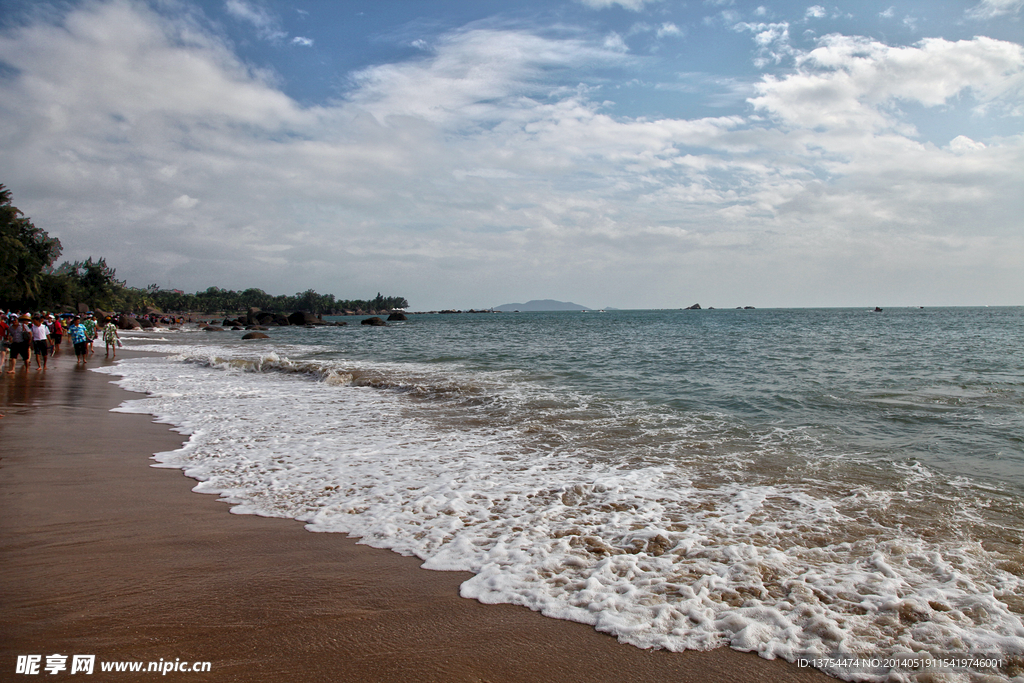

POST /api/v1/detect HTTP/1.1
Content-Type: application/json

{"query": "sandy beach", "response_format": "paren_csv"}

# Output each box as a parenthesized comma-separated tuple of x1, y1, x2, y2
(0, 347, 833, 682)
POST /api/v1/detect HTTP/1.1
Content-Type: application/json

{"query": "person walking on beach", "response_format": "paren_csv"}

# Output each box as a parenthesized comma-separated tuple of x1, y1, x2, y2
(7, 313, 32, 372)
(69, 316, 90, 365)
(0, 313, 10, 372)
(82, 313, 97, 356)
(49, 314, 63, 353)
(102, 318, 121, 358)
(30, 314, 52, 370)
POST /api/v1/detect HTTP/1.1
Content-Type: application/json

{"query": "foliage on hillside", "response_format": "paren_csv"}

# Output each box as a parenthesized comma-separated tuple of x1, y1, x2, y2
(148, 288, 408, 315)
(0, 184, 407, 314)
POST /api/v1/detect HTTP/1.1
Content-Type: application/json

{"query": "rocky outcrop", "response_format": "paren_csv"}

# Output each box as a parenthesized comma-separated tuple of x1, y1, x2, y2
(118, 317, 142, 330)
(288, 311, 319, 326)
(360, 317, 387, 326)
(686, 303, 702, 310)
(387, 312, 407, 321)
(242, 332, 270, 340)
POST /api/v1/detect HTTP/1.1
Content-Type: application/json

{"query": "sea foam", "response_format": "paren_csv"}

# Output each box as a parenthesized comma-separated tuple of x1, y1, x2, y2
(96, 339, 1024, 682)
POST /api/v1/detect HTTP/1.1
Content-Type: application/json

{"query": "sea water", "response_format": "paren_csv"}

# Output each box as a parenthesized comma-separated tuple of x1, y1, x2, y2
(97, 308, 1024, 682)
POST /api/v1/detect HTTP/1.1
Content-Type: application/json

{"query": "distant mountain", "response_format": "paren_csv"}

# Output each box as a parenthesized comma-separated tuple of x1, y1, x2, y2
(492, 299, 591, 312)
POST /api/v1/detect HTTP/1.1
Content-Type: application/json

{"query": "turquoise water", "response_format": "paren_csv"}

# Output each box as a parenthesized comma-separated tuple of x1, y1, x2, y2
(315, 307, 1024, 491)
(107, 306, 1024, 680)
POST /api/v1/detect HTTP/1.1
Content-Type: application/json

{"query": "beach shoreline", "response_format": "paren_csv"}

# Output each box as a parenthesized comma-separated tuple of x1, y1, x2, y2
(0, 346, 833, 682)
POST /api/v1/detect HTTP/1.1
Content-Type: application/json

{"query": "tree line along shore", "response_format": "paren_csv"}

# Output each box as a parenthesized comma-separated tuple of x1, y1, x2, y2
(0, 183, 408, 317)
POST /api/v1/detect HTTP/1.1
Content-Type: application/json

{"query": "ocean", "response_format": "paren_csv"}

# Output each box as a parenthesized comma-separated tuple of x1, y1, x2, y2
(97, 307, 1024, 682)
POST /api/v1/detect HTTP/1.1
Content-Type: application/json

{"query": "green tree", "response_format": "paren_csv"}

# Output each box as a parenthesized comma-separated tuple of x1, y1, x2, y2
(0, 184, 63, 306)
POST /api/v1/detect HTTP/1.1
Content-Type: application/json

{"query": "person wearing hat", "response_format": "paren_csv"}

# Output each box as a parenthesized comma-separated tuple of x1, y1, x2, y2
(7, 313, 32, 372)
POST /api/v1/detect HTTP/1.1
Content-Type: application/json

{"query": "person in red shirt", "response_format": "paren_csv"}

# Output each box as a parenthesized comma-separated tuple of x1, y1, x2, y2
(49, 315, 63, 353)
(0, 314, 10, 371)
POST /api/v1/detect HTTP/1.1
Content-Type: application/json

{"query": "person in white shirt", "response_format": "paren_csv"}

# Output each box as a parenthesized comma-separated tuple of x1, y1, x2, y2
(30, 314, 51, 369)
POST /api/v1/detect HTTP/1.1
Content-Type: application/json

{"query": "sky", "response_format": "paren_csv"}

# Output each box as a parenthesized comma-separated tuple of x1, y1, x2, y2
(0, 0, 1021, 310)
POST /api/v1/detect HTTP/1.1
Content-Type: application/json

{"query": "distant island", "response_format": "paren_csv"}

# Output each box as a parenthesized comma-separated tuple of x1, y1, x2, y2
(492, 299, 591, 312)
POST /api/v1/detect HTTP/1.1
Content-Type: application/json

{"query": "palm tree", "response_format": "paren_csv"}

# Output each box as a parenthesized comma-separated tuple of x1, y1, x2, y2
(0, 184, 63, 306)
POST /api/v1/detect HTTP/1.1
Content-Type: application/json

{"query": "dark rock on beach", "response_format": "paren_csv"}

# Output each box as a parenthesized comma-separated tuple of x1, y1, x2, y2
(361, 317, 387, 326)
(288, 311, 319, 326)
(118, 317, 142, 330)
(242, 332, 270, 340)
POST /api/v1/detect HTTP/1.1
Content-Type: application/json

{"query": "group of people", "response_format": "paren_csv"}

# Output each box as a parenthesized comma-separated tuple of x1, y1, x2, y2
(1, 311, 122, 371)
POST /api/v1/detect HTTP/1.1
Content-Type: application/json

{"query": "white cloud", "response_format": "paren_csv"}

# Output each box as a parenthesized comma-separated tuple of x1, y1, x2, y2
(949, 135, 987, 152)
(733, 21, 793, 67)
(225, 0, 286, 42)
(966, 0, 1024, 19)
(805, 6, 826, 20)
(576, 0, 660, 10)
(172, 194, 199, 209)
(291, 36, 313, 47)
(603, 32, 629, 51)
(749, 35, 1024, 131)
(0, 1, 1021, 307)
(656, 23, 683, 38)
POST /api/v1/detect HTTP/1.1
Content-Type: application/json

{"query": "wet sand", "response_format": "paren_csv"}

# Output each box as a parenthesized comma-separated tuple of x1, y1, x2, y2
(0, 347, 833, 682)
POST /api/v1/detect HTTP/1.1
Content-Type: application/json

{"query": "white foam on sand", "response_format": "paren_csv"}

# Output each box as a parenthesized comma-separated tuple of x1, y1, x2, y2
(96, 347, 1024, 683)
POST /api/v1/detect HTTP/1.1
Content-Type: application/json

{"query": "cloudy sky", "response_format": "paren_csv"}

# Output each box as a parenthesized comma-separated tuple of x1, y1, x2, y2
(0, 0, 1021, 309)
